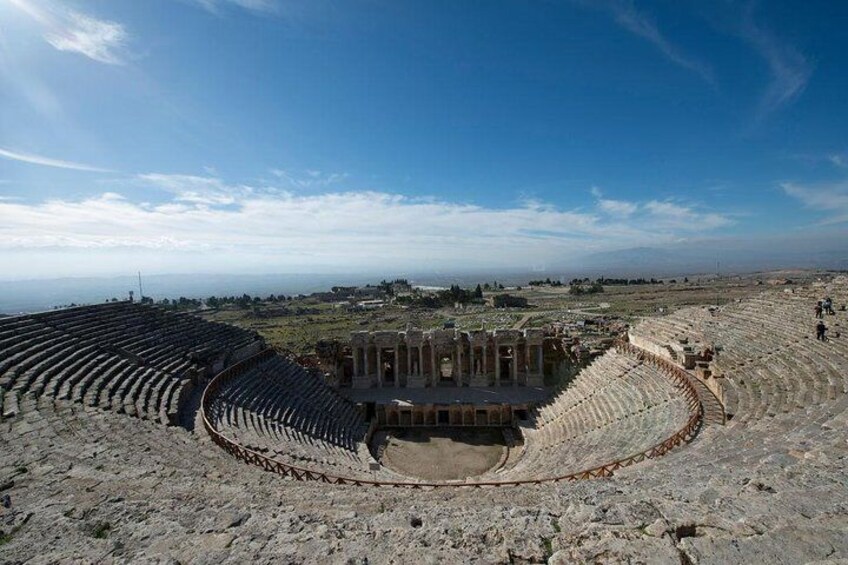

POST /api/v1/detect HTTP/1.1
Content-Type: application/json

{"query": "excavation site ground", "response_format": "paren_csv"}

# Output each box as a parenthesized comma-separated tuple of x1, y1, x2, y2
(374, 427, 509, 480)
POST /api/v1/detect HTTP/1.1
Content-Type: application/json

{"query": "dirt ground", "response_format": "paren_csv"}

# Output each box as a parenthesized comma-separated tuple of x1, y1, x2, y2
(377, 428, 507, 480)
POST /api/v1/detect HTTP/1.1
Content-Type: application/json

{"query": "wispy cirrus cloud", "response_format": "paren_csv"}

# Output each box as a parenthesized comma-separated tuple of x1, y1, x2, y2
(736, 5, 812, 119)
(782, 181, 848, 225)
(185, 0, 279, 16)
(0, 147, 114, 173)
(591, 187, 731, 229)
(8, 0, 129, 64)
(643, 200, 732, 230)
(577, 0, 714, 84)
(598, 198, 637, 217)
(828, 153, 847, 169)
(590, 186, 637, 217)
(269, 168, 349, 190)
(137, 173, 255, 205)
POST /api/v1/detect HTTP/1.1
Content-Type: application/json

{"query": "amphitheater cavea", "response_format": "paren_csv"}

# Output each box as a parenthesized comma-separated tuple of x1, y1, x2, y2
(2, 275, 847, 563)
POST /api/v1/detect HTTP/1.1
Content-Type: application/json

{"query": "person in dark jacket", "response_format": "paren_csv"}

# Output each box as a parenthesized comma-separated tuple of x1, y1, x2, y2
(816, 320, 827, 341)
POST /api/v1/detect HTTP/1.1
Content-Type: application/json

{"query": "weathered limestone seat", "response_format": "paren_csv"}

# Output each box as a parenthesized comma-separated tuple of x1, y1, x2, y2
(0, 302, 263, 424)
(488, 347, 692, 480)
(206, 354, 397, 479)
(631, 278, 848, 430)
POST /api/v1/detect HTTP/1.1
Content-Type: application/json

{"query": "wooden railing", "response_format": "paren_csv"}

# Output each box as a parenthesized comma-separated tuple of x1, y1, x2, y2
(201, 339, 704, 487)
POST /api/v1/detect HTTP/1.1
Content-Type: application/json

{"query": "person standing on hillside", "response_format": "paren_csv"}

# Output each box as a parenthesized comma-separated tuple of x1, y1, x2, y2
(816, 320, 828, 341)
(815, 302, 824, 319)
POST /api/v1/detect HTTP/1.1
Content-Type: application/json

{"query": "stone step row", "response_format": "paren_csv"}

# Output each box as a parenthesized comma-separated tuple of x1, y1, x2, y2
(207, 355, 375, 478)
(0, 302, 260, 426)
(629, 284, 848, 430)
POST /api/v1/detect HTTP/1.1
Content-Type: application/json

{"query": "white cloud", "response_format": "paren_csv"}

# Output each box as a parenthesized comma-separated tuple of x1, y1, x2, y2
(269, 168, 349, 190)
(137, 173, 254, 204)
(582, 0, 714, 84)
(643, 200, 732, 230)
(0, 178, 735, 278)
(45, 12, 127, 65)
(8, 0, 129, 64)
(782, 181, 848, 225)
(598, 198, 637, 217)
(0, 147, 114, 172)
(590, 187, 726, 226)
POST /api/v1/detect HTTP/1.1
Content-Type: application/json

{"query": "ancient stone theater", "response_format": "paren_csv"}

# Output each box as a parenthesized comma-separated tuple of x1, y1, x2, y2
(1, 278, 848, 563)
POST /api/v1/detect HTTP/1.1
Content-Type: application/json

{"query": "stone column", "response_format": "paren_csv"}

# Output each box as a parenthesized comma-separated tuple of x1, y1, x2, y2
(470, 346, 476, 376)
(483, 345, 488, 381)
(494, 343, 500, 386)
(394, 346, 400, 388)
(418, 346, 423, 376)
(376, 347, 382, 388)
(512, 344, 518, 386)
(407, 346, 412, 382)
(456, 343, 462, 385)
(430, 344, 437, 387)
(537, 345, 543, 378)
(352, 346, 359, 377)
(364, 346, 370, 386)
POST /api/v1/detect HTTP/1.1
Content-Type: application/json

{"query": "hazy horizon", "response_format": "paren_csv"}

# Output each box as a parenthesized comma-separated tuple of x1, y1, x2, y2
(2, 258, 843, 315)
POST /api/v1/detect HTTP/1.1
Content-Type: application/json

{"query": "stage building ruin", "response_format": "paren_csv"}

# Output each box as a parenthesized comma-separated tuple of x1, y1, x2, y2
(339, 328, 546, 389)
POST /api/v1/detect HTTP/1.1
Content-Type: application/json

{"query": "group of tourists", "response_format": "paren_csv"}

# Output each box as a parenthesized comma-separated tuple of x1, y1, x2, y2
(815, 297, 835, 318)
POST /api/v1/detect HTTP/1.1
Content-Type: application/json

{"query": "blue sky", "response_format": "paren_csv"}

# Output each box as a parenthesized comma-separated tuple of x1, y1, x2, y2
(1, 0, 847, 279)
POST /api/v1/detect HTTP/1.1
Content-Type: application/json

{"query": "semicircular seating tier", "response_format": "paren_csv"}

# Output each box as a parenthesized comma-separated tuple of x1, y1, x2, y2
(628, 277, 848, 428)
(487, 346, 696, 481)
(203, 343, 699, 484)
(204, 354, 404, 481)
(0, 302, 264, 425)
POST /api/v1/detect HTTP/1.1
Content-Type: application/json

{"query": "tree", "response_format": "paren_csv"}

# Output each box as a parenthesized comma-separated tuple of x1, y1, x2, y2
(474, 284, 483, 299)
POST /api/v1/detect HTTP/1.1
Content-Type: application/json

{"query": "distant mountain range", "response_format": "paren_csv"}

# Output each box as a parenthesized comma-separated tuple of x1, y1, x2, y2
(571, 237, 848, 277)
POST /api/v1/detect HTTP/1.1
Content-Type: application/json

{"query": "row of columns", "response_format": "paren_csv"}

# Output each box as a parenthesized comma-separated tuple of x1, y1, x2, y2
(349, 340, 544, 388)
